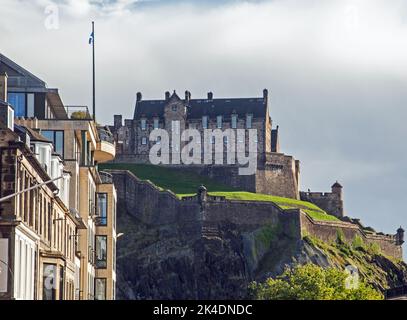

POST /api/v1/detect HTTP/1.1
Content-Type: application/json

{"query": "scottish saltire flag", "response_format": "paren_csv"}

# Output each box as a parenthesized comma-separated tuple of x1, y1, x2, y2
(89, 31, 94, 45)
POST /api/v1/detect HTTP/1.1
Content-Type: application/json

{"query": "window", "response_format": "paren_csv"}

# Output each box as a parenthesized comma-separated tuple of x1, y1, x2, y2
(156, 136, 161, 145)
(202, 116, 208, 129)
(217, 116, 222, 129)
(96, 193, 108, 226)
(141, 137, 147, 145)
(43, 264, 57, 300)
(27, 93, 34, 118)
(95, 278, 107, 300)
(153, 119, 159, 129)
(59, 266, 64, 301)
(172, 105, 177, 112)
(141, 119, 147, 131)
(231, 114, 238, 129)
(41, 130, 64, 157)
(95, 236, 107, 269)
(224, 136, 228, 145)
(246, 114, 253, 129)
(8, 93, 26, 117)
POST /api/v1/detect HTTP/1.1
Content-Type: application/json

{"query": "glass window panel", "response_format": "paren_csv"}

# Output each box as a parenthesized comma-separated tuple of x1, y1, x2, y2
(217, 116, 222, 129)
(97, 193, 108, 226)
(232, 115, 237, 129)
(95, 236, 107, 269)
(95, 278, 106, 300)
(43, 264, 57, 300)
(8, 93, 26, 117)
(27, 94, 35, 118)
(202, 116, 208, 129)
(246, 114, 253, 129)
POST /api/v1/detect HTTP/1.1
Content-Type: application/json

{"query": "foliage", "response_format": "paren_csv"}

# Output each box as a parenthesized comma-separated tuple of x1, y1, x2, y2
(71, 111, 90, 119)
(249, 264, 383, 300)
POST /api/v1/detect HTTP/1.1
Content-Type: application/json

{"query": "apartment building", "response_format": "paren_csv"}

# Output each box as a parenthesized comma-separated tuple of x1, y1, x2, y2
(0, 54, 117, 300)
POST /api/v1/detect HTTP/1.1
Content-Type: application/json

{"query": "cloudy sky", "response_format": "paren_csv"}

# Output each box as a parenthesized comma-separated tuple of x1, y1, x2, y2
(1, 0, 406, 254)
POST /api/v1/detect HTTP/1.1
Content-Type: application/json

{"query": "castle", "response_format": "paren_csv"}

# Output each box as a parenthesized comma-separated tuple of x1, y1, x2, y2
(110, 90, 348, 218)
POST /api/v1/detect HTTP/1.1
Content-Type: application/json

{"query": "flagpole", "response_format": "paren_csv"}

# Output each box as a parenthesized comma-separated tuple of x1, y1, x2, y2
(92, 21, 96, 120)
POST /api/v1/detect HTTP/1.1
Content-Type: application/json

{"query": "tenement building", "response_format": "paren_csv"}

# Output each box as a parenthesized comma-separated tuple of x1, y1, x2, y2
(0, 54, 117, 300)
(110, 90, 301, 199)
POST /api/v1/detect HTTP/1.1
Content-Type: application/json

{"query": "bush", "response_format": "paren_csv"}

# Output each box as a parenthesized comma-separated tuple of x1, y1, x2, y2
(249, 264, 383, 300)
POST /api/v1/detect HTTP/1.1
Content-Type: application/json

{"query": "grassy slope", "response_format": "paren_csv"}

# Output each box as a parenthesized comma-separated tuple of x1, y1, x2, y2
(100, 163, 339, 221)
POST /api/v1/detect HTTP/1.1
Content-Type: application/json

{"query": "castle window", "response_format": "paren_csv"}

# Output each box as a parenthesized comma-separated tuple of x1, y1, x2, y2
(231, 114, 238, 129)
(153, 119, 159, 129)
(142, 137, 148, 145)
(246, 114, 253, 129)
(141, 119, 147, 131)
(202, 116, 208, 129)
(217, 116, 223, 129)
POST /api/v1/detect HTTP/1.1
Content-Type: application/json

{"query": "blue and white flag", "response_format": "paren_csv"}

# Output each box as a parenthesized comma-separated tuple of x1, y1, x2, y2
(89, 31, 94, 45)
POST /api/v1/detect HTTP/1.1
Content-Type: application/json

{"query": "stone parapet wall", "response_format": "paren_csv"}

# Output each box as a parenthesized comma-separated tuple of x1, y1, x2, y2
(299, 210, 402, 260)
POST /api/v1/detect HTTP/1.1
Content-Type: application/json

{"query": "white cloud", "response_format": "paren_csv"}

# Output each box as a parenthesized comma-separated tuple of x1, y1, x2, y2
(1, 0, 406, 252)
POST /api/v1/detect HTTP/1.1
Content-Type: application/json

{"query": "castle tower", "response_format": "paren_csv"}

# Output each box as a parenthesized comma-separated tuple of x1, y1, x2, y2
(396, 227, 405, 245)
(331, 181, 343, 200)
(331, 181, 344, 217)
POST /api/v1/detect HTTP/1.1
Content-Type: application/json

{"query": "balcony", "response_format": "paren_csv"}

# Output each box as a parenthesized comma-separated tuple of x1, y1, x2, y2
(65, 106, 93, 120)
(94, 127, 116, 163)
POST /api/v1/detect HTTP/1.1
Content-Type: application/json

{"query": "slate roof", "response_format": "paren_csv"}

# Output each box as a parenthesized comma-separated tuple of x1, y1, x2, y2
(133, 95, 267, 120)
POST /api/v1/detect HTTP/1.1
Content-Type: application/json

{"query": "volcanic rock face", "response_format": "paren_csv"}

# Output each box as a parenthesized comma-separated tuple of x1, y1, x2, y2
(116, 201, 407, 300)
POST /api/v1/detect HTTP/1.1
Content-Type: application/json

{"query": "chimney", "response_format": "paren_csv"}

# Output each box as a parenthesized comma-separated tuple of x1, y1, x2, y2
(165, 91, 170, 101)
(0, 72, 8, 102)
(185, 90, 191, 102)
(114, 115, 123, 128)
(207, 92, 213, 101)
(263, 88, 269, 100)
(136, 92, 142, 102)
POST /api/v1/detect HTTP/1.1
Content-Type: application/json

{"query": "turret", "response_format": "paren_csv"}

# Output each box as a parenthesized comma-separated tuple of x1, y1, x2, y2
(396, 227, 405, 245)
(331, 181, 343, 200)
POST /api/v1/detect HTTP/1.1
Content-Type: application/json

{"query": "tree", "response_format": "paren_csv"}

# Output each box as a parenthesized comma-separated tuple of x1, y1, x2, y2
(249, 264, 383, 300)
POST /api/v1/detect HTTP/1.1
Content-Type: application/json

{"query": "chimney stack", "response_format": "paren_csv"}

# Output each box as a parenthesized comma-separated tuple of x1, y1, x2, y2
(165, 91, 170, 101)
(114, 115, 123, 128)
(0, 72, 8, 102)
(136, 92, 142, 102)
(185, 90, 191, 102)
(207, 92, 213, 101)
(263, 89, 268, 100)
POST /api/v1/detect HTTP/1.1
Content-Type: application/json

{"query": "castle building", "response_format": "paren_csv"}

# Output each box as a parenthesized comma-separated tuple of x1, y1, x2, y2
(0, 54, 117, 300)
(111, 90, 301, 199)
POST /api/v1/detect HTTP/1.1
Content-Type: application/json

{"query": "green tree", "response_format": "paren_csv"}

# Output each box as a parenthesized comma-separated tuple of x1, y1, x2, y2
(249, 264, 383, 300)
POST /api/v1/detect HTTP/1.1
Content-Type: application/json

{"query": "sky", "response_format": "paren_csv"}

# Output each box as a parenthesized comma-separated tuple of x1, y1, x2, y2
(1, 0, 406, 255)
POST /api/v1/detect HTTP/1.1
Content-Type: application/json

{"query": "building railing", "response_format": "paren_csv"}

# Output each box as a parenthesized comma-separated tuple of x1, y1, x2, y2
(65, 106, 93, 120)
(98, 127, 115, 144)
(99, 171, 113, 184)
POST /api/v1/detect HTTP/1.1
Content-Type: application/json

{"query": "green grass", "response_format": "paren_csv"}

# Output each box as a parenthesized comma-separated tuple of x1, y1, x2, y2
(99, 163, 339, 221)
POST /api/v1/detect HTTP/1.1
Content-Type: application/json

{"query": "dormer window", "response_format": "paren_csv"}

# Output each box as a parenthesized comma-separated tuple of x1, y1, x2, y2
(246, 114, 253, 129)
(231, 114, 238, 129)
(202, 116, 208, 129)
(217, 116, 223, 129)
(141, 119, 147, 131)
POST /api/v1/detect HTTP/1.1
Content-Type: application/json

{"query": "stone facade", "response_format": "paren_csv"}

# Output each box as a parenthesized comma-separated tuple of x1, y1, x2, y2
(110, 90, 301, 199)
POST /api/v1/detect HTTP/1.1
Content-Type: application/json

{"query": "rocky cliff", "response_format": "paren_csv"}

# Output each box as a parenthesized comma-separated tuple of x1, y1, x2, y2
(116, 200, 407, 300)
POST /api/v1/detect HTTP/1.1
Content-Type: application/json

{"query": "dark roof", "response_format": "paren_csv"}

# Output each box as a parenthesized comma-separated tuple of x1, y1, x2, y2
(332, 181, 343, 188)
(133, 96, 267, 120)
(22, 126, 52, 143)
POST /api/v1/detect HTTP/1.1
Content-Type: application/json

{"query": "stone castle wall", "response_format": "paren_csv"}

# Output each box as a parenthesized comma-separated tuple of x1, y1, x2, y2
(108, 170, 402, 260)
